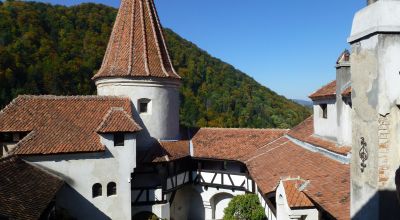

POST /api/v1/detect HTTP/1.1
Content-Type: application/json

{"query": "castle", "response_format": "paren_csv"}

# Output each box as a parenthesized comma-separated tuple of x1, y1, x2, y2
(0, 0, 399, 219)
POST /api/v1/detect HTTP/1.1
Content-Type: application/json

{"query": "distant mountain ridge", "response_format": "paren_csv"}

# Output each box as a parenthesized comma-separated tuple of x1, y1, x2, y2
(292, 99, 313, 108)
(0, 1, 310, 128)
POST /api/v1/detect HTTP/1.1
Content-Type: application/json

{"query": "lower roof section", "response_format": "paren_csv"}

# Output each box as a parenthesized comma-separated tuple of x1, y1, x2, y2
(0, 156, 64, 220)
(140, 123, 350, 219)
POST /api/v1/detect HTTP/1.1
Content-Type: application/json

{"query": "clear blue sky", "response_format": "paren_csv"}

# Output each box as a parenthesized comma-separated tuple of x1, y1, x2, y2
(34, 0, 365, 100)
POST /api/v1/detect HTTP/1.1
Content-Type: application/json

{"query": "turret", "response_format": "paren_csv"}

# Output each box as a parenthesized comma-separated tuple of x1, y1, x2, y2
(93, 0, 181, 150)
(349, 0, 400, 218)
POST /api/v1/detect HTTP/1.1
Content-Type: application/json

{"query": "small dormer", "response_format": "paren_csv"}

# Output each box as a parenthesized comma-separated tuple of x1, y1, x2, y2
(309, 80, 338, 141)
(275, 179, 318, 219)
(0, 132, 29, 158)
(97, 107, 142, 148)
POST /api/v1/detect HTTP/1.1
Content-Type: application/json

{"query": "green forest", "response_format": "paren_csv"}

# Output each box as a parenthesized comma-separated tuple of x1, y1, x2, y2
(0, 0, 310, 128)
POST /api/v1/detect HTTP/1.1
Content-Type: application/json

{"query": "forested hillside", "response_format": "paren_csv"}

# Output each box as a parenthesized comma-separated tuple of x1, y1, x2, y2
(0, 0, 310, 128)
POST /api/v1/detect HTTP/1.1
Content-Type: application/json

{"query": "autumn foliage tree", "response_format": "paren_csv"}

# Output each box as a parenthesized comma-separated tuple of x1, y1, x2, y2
(0, 0, 310, 129)
(223, 194, 266, 220)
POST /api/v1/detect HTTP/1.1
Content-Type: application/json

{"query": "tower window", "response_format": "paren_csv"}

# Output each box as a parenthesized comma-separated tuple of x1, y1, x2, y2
(92, 183, 102, 198)
(320, 104, 328, 119)
(114, 133, 125, 146)
(107, 182, 117, 196)
(140, 102, 148, 113)
(138, 98, 151, 114)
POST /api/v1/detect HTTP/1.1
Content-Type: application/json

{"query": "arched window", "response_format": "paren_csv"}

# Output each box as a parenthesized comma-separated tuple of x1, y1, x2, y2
(107, 182, 117, 196)
(92, 183, 102, 198)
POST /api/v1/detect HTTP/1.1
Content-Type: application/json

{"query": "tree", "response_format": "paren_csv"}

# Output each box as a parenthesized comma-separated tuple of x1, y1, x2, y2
(223, 194, 266, 220)
(0, 1, 311, 127)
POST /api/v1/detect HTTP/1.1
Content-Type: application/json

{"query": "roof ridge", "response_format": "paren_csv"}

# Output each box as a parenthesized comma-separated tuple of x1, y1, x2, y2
(12, 131, 36, 155)
(200, 127, 289, 131)
(149, 0, 180, 78)
(14, 95, 131, 101)
(245, 137, 290, 163)
(96, 107, 142, 133)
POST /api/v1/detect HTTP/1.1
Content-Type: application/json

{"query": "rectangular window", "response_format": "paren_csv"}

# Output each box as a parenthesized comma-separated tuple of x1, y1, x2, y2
(320, 104, 328, 119)
(113, 133, 125, 146)
(140, 102, 148, 113)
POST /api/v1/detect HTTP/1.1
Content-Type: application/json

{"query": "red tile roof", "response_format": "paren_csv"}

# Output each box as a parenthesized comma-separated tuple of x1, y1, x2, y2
(342, 86, 352, 97)
(93, 0, 180, 80)
(0, 156, 64, 220)
(139, 140, 190, 163)
(309, 80, 337, 101)
(97, 108, 142, 133)
(336, 50, 350, 64)
(192, 128, 288, 161)
(282, 179, 314, 209)
(287, 116, 351, 156)
(0, 95, 140, 155)
(246, 138, 350, 220)
(189, 122, 350, 219)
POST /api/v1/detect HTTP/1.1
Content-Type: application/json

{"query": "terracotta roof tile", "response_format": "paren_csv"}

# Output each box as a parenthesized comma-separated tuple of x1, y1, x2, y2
(138, 140, 190, 163)
(0, 95, 139, 155)
(282, 179, 314, 209)
(287, 116, 351, 156)
(309, 80, 337, 101)
(188, 120, 349, 219)
(97, 108, 142, 133)
(0, 156, 64, 220)
(192, 128, 288, 161)
(246, 138, 350, 220)
(93, 0, 180, 80)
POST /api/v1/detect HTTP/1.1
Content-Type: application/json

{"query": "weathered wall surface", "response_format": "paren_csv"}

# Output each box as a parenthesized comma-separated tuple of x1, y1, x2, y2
(96, 77, 181, 149)
(336, 62, 352, 146)
(351, 33, 400, 219)
(313, 99, 337, 141)
(24, 133, 136, 220)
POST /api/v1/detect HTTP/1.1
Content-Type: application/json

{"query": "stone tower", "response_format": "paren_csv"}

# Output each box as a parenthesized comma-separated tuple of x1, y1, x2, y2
(93, 0, 181, 150)
(349, 0, 400, 219)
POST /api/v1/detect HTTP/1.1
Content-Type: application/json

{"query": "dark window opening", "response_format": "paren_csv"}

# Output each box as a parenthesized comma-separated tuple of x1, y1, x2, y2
(0, 133, 12, 142)
(92, 183, 102, 198)
(114, 133, 125, 146)
(107, 182, 117, 196)
(320, 104, 328, 119)
(140, 102, 148, 113)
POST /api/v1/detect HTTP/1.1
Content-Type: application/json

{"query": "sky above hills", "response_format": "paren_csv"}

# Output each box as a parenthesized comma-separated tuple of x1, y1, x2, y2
(33, 0, 365, 100)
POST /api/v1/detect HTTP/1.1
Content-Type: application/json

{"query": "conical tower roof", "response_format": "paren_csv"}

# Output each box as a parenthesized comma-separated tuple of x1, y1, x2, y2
(93, 0, 180, 80)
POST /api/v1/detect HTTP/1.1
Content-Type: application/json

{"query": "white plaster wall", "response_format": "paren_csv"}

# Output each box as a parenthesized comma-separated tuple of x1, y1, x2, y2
(96, 78, 181, 149)
(200, 187, 244, 220)
(24, 133, 136, 220)
(338, 100, 352, 146)
(275, 181, 319, 220)
(313, 99, 338, 141)
(166, 171, 190, 190)
(211, 193, 233, 219)
(170, 185, 206, 220)
(198, 171, 252, 191)
(255, 186, 277, 220)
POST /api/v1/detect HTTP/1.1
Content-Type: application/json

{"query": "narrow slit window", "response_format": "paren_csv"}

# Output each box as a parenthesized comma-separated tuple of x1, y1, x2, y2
(107, 182, 117, 196)
(114, 133, 125, 146)
(320, 104, 328, 119)
(92, 183, 102, 198)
